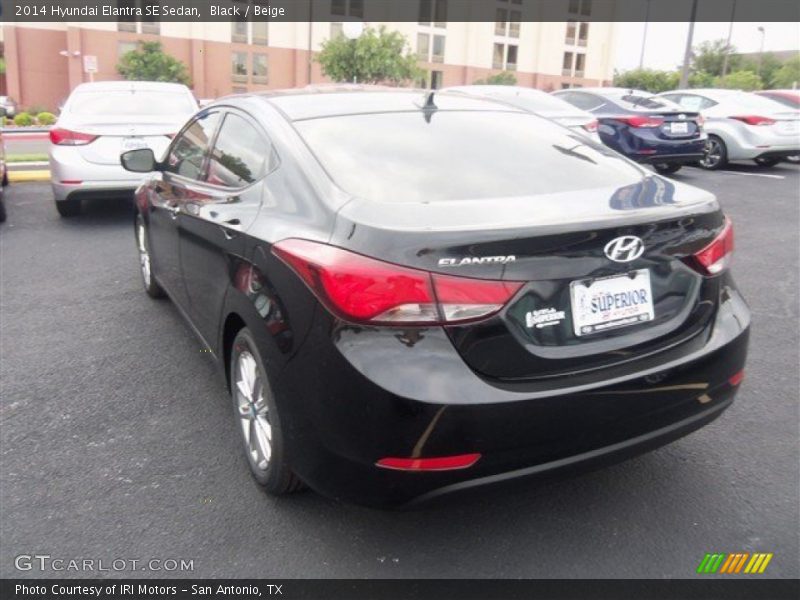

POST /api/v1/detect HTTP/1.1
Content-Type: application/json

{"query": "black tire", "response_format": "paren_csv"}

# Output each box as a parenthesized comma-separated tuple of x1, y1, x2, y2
(135, 214, 166, 299)
(654, 163, 682, 175)
(754, 157, 781, 168)
(698, 135, 728, 170)
(230, 328, 304, 495)
(55, 197, 82, 217)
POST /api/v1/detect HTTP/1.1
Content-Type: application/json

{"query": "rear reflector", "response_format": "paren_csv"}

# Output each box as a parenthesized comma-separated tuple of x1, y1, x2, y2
(615, 115, 665, 128)
(729, 370, 745, 387)
(49, 128, 98, 146)
(272, 239, 523, 326)
(60, 180, 83, 185)
(692, 217, 734, 275)
(730, 115, 776, 126)
(376, 453, 481, 471)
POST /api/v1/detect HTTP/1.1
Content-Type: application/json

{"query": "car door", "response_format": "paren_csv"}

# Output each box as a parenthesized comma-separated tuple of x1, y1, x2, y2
(178, 109, 276, 347)
(149, 110, 221, 309)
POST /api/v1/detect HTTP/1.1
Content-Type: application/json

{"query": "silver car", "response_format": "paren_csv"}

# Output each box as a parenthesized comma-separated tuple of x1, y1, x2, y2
(49, 81, 198, 217)
(444, 85, 602, 143)
(658, 89, 800, 170)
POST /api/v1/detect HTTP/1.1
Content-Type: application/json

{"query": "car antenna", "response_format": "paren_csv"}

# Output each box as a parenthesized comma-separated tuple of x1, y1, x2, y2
(420, 90, 437, 123)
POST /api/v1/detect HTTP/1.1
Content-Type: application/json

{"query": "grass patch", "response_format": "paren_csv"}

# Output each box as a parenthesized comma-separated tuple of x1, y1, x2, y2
(6, 153, 48, 163)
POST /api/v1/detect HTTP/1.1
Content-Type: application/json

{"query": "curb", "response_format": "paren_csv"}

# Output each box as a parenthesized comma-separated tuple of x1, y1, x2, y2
(9, 170, 50, 183)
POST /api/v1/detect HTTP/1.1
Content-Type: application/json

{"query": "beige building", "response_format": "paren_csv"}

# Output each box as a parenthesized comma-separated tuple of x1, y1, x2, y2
(2, 7, 615, 110)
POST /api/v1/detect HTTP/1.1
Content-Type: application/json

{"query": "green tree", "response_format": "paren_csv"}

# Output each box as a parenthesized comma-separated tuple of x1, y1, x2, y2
(316, 26, 422, 85)
(117, 41, 191, 85)
(688, 70, 716, 88)
(613, 69, 679, 93)
(472, 72, 517, 85)
(691, 39, 739, 78)
(715, 70, 763, 91)
(770, 56, 800, 89)
(739, 52, 783, 88)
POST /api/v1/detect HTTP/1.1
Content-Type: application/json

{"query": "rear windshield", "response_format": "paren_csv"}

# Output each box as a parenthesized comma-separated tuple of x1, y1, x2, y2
(612, 91, 680, 111)
(295, 111, 641, 203)
(68, 91, 196, 116)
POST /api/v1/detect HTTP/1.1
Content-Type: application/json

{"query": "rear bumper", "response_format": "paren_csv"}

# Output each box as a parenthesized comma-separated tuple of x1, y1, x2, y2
(755, 148, 800, 160)
(276, 281, 750, 508)
(639, 152, 706, 166)
(49, 148, 147, 201)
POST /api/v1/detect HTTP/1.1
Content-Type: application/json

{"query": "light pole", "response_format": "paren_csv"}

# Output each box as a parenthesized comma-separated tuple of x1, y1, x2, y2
(756, 26, 766, 78)
(638, 0, 651, 70)
(342, 21, 365, 84)
(679, 0, 699, 89)
(720, 0, 737, 82)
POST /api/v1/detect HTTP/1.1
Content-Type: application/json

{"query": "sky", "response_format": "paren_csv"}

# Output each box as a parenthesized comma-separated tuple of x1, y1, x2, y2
(614, 21, 800, 72)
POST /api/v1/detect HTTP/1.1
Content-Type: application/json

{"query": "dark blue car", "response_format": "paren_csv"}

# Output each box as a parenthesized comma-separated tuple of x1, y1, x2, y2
(552, 88, 707, 175)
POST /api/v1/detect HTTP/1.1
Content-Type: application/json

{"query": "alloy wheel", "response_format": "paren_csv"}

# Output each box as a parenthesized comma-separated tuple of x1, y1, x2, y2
(700, 139, 723, 169)
(234, 350, 272, 471)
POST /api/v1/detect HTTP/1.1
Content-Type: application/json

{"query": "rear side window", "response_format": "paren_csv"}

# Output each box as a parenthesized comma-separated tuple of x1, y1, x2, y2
(165, 111, 220, 180)
(295, 111, 641, 203)
(205, 113, 273, 188)
(669, 94, 717, 111)
(565, 92, 605, 111)
(68, 90, 196, 116)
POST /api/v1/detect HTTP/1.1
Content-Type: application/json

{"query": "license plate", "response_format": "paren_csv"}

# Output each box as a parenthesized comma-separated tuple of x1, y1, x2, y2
(670, 122, 689, 134)
(121, 137, 147, 152)
(570, 269, 654, 337)
(777, 120, 798, 134)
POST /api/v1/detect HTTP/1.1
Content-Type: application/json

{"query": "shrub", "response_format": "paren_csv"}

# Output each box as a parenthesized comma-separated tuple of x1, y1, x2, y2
(36, 112, 56, 126)
(13, 112, 34, 127)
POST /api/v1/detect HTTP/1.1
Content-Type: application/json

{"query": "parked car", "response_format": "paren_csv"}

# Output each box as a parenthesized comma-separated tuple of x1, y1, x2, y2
(121, 88, 749, 508)
(444, 85, 602, 142)
(658, 89, 800, 169)
(552, 87, 707, 175)
(49, 81, 198, 217)
(755, 90, 800, 163)
(0, 128, 7, 223)
(0, 96, 18, 118)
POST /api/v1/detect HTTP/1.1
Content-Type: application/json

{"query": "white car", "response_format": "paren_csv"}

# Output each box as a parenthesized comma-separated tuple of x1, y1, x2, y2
(657, 89, 800, 170)
(444, 85, 602, 143)
(49, 81, 198, 216)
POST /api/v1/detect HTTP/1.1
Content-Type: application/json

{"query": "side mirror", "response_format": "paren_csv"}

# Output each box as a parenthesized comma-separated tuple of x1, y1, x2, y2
(121, 148, 157, 173)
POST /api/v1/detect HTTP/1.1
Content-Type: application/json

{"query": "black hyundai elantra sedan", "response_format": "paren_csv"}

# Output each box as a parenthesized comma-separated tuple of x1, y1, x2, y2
(121, 87, 749, 508)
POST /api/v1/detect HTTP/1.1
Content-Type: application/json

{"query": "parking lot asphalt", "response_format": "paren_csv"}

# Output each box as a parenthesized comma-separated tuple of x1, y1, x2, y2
(1, 164, 798, 579)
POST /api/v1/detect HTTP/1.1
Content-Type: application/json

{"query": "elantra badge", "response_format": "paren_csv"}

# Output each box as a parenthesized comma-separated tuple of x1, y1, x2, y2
(604, 236, 645, 263)
(438, 256, 516, 267)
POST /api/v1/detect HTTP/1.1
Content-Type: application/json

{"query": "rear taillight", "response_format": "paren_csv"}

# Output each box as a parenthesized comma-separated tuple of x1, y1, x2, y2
(615, 115, 665, 128)
(582, 119, 599, 133)
(730, 115, 776, 126)
(692, 217, 734, 275)
(376, 453, 481, 471)
(49, 127, 98, 146)
(696, 115, 705, 128)
(272, 239, 523, 326)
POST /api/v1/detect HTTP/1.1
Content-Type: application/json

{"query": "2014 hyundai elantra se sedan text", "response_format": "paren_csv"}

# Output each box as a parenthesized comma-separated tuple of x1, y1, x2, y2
(122, 88, 750, 508)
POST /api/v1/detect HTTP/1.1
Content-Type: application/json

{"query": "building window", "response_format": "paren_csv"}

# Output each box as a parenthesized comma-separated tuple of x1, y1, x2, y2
(562, 51, 574, 76)
(252, 54, 269, 84)
(568, 0, 580, 15)
(569, 0, 592, 16)
(581, 0, 592, 16)
(574, 53, 586, 77)
(495, 8, 507, 36)
(561, 83, 571, 89)
(232, 52, 248, 83)
(117, 0, 136, 32)
(566, 20, 576, 45)
(232, 21, 248, 44)
(432, 35, 445, 62)
(509, 10, 521, 37)
(141, 0, 160, 34)
(578, 22, 589, 46)
(506, 45, 518, 70)
(417, 33, 430, 61)
(419, 0, 447, 27)
(253, 21, 269, 45)
(118, 41, 139, 57)
(331, 0, 346, 15)
(430, 70, 443, 89)
(117, 0, 159, 34)
(493, 43, 505, 70)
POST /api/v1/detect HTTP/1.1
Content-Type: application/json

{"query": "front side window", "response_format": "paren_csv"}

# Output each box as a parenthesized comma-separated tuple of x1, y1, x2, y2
(165, 112, 221, 180)
(206, 113, 271, 188)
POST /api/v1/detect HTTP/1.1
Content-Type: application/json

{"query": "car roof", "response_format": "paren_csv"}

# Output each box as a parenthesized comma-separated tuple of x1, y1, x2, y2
(71, 81, 191, 93)
(660, 89, 740, 98)
(241, 85, 524, 121)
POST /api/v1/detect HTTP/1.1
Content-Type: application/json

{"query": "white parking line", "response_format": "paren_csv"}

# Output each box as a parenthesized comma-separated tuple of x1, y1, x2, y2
(718, 170, 785, 180)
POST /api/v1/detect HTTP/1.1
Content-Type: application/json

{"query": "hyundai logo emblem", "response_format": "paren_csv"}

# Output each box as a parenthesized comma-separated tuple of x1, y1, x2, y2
(604, 236, 645, 263)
